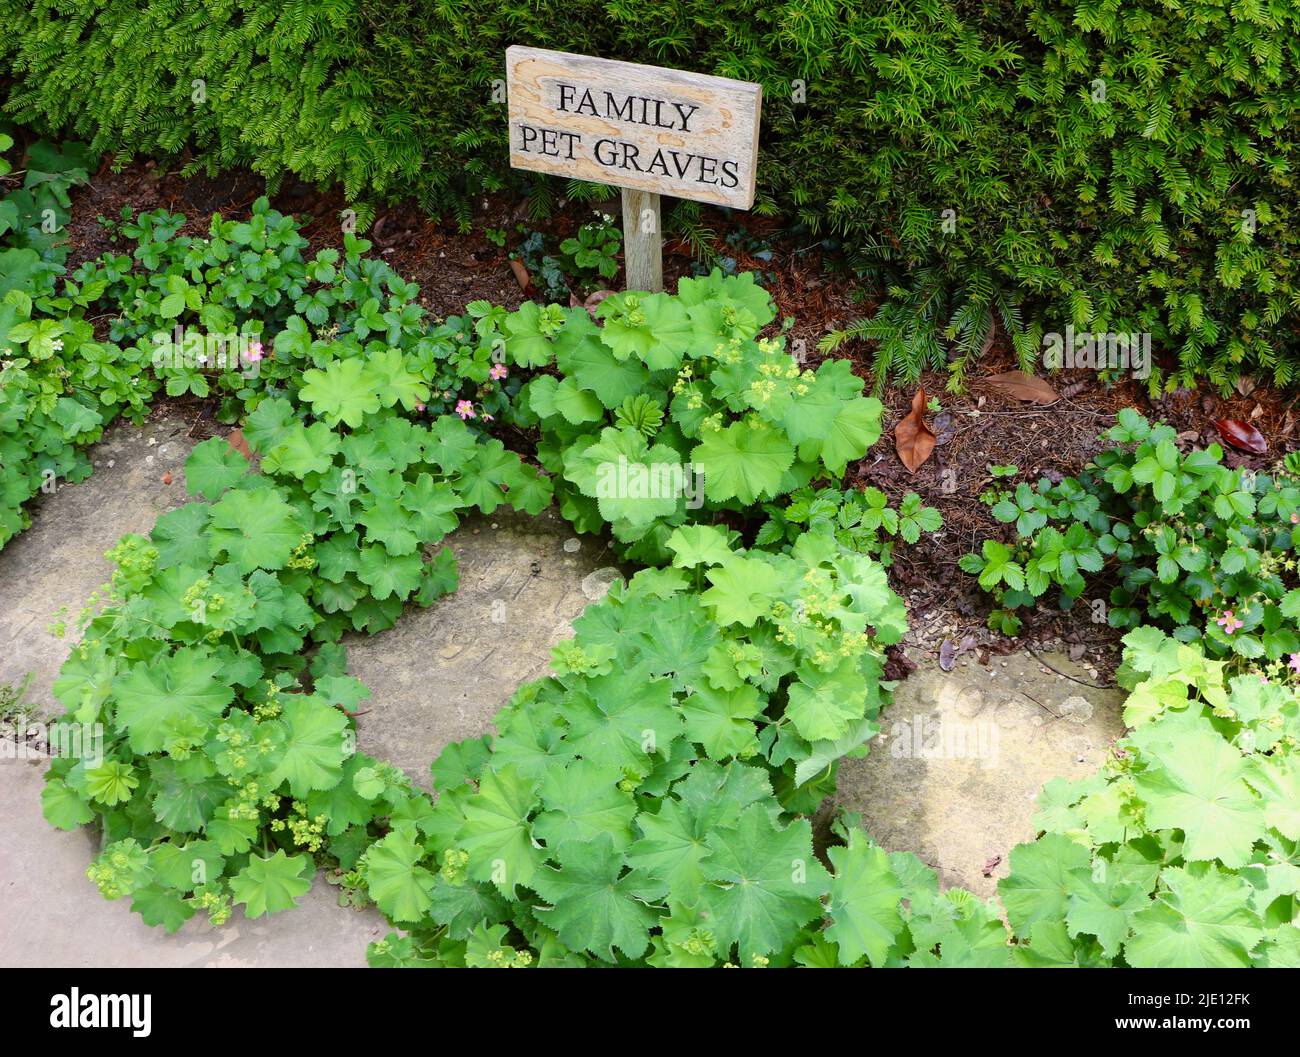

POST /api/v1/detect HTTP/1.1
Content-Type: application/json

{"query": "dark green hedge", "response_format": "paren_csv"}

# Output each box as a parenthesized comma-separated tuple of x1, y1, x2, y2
(4, 0, 1298, 389)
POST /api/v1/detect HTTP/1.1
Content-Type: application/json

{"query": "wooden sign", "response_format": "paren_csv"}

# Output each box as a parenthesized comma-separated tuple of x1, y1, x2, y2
(505, 46, 762, 291)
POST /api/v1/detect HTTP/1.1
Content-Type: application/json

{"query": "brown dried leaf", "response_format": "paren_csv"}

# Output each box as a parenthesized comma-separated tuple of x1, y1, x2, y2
(895, 388, 936, 473)
(939, 638, 957, 672)
(509, 259, 530, 292)
(584, 289, 616, 318)
(981, 370, 1059, 404)
(1214, 418, 1267, 455)
(227, 428, 252, 461)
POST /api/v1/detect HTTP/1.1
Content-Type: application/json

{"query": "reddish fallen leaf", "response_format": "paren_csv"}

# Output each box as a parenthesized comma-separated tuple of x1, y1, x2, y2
(981, 370, 1059, 404)
(584, 289, 616, 318)
(939, 638, 957, 672)
(1215, 418, 1267, 454)
(895, 388, 936, 473)
(982, 855, 1003, 878)
(509, 259, 530, 292)
(227, 428, 252, 460)
(160, 471, 173, 485)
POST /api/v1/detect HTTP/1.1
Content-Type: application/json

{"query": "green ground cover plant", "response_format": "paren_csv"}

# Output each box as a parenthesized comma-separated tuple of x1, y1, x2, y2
(12, 196, 1296, 967)
(0, 131, 98, 545)
(3, 1, 1298, 390)
(961, 410, 1300, 676)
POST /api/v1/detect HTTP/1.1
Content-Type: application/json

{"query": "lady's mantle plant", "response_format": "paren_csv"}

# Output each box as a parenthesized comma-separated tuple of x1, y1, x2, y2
(34, 202, 942, 966)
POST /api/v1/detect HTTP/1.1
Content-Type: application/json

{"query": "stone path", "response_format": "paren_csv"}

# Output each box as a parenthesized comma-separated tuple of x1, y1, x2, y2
(347, 506, 615, 788)
(0, 418, 1126, 965)
(834, 651, 1124, 898)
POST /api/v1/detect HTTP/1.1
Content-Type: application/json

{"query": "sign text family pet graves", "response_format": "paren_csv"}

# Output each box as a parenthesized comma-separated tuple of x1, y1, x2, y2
(506, 46, 761, 291)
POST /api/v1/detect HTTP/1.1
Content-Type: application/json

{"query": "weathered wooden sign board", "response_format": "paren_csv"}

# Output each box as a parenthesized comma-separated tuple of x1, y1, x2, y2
(505, 45, 762, 291)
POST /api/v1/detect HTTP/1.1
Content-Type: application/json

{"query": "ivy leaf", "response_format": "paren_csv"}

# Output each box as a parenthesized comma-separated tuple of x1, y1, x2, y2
(702, 805, 831, 957)
(693, 421, 794, 504)
(229, 850, 314, 918)
(208, 488, 304, 574)
(185, 437, 249, 500)
(825, 831, 905, 966)
(532, 835, 657, 962)
(363, 828, 437, 923)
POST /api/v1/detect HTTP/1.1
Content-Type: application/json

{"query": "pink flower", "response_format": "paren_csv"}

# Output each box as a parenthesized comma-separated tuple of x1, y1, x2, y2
(415, 403, 426, 412)
(245, 340, 265, 363)
(489, 363, 508, 381)
(1216, 610, 1244, 634)
(1289, 652, 1300, 674)
(482, 412, 494, 423)
(1290, 513, 1298, 524)
(455, 400, 476, 420)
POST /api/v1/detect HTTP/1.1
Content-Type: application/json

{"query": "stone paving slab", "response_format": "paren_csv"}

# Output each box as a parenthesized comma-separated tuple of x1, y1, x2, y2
(0, 416, 198, 720)
(834, 650, 1126, 898)
(346, 507, 615, 789)
(0, 759, 385, 967)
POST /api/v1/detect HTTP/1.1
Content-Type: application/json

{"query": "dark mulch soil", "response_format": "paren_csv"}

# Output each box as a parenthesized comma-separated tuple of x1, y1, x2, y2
(61, 160, 1300, 677)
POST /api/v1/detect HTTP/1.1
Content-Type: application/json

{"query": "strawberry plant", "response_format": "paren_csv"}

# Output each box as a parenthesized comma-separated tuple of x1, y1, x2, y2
(558, 214, 621, 289)
(756, 485, 942, 567)
(961, 409, 1300, 675)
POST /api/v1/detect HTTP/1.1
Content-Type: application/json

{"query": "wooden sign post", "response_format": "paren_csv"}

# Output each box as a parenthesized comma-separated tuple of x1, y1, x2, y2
(505, 46, 762, 293)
